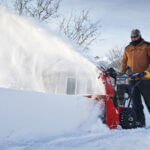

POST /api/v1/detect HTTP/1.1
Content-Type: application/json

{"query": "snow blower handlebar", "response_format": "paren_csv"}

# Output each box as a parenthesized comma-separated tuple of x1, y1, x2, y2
(105, 66, 146, 80)
(116, 72, 146, 80)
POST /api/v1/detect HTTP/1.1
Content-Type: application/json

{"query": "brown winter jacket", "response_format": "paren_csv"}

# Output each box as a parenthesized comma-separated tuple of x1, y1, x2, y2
(120, 39, 150, 76)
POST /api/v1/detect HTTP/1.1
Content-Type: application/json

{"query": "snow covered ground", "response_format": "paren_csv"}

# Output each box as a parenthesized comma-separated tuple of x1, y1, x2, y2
(0, 6, 150, 150)
(0, 87, 104, 150)
(0, 87, 150, 150)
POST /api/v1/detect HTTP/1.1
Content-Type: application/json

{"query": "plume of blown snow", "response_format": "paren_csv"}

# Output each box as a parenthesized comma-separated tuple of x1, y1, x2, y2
(0, 7, 105, 95)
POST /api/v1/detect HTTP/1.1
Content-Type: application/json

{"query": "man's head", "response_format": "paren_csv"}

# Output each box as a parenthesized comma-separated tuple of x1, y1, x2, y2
(131, 29, 141, 41)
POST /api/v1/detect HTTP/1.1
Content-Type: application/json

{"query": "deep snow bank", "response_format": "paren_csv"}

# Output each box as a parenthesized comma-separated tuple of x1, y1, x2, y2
(1, 86, 150, 150)
(0, 7, 104, 95)
(0, 87, 105, 142)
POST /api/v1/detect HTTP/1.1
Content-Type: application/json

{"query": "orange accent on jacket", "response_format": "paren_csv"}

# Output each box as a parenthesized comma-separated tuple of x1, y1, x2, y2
(120, 40, 150, 75)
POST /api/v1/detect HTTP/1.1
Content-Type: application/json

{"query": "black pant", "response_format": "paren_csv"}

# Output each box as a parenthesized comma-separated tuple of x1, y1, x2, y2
(129, 80, 150, 125)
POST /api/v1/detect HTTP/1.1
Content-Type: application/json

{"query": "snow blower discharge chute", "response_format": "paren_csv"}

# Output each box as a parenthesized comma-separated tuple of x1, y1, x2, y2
(84, 66, 146, 129)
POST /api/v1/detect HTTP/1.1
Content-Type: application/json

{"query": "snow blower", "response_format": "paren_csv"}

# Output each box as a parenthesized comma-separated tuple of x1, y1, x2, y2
(85, 66, 145, 129)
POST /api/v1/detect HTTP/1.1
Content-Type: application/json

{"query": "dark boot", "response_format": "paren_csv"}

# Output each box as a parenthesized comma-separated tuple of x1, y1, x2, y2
(135, 114, 145, 128)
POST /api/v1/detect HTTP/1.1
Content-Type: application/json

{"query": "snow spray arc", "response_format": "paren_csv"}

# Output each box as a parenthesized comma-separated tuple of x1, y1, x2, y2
(0, 7, 104, 95)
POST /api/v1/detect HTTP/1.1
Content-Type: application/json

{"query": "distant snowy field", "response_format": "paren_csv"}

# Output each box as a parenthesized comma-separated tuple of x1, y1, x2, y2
(0, 6, 150, 150)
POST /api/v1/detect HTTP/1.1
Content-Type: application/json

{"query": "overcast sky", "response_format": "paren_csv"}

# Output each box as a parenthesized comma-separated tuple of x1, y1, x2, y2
(60, 0, 150, 57)
(3, 0, 150, 57)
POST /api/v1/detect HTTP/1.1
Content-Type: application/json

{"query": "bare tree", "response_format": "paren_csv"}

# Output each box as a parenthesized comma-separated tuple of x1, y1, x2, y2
(0, 1, 101, 53)
(14, 0, 61, 22)
(59, 10, 101, 52)
(14, 0, 30, 15)
(107, 47, 124, 70)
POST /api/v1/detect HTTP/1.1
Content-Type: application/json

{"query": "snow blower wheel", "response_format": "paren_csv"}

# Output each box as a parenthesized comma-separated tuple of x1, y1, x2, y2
(119, 108, 137, 129)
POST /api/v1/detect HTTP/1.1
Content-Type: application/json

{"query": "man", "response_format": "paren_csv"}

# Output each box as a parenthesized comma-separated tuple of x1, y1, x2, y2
(120, 29, 150, 127)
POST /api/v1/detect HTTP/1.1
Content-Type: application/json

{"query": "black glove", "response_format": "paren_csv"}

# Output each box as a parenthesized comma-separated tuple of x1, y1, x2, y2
(106, 68, 117, 78)
(137, 72, 146, 78)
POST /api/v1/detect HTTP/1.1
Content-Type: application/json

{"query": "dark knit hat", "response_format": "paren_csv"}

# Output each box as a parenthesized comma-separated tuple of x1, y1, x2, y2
(131, 29, 141, 37)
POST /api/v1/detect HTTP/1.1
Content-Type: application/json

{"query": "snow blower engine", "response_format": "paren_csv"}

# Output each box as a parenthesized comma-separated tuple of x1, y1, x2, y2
(85, 66, 144, 129)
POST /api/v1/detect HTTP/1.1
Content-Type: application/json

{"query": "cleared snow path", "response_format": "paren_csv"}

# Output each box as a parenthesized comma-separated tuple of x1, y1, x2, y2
(29, 128, 150, 150)
(2, 128, 150, 150)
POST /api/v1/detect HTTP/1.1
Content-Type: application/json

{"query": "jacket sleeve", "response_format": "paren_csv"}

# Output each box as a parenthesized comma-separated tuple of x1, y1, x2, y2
(146, 45, 150, 72)
(120, 49, 128, 73)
